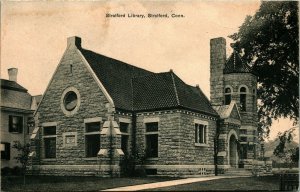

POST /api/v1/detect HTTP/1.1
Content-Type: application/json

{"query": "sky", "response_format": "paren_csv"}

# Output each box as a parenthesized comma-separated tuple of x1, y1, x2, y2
(1, 0, 298, 142)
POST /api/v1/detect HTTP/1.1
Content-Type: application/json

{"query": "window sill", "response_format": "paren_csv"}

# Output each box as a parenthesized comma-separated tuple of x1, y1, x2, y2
(9, 132, 22, 134)
(146, 157, 158, 161)
(195, 143, 208, 147)
(43, 158, 57, 161)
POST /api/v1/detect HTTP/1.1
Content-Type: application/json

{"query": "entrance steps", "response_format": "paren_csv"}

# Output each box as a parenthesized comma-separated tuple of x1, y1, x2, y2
(224, 168, 252, 176)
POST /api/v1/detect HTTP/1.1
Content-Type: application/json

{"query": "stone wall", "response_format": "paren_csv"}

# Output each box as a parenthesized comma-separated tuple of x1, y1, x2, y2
(217, 120, 240, 168)
(32, 42, 113, 175)
(114, 113, 133, 156)
(224, 73, 258, 161)
(135, 110, 217, 177)
(224, 73, 257, 126)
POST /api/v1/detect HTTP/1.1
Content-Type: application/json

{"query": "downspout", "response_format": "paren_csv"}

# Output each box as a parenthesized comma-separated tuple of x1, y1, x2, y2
(109, 119, 113, 177)
(214, 119, 220, 176)
(131, 112, 137, 170)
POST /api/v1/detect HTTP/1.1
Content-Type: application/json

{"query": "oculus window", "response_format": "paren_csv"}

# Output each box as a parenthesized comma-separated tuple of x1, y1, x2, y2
(61, 87, 81, 116)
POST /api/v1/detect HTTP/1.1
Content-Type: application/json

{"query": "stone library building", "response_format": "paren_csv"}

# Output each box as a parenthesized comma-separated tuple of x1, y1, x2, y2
(28, 36, 260, 177)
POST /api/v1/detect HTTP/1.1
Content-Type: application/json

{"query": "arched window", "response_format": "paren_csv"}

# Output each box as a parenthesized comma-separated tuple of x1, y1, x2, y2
(240, 87, 247, 111)
(224, 87, 232, 105)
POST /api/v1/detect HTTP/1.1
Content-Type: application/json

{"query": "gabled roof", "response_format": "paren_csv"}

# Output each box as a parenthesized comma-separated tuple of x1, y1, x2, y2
(80, 48, 153, 110)
(0, 79, 28, 92)
(0, 79, 32, 110)
(223, 51, 253, 74)
(79, 48, 218, 116)
(213, 101, 241, 120)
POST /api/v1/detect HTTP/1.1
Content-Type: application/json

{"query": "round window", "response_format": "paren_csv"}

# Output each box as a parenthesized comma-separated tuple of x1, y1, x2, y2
(64, 91, 78, 111)
(61, 87, 81, 116)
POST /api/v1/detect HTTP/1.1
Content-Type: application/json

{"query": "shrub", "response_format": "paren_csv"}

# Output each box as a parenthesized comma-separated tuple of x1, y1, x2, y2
(1, 166, 23, 176)
(1, 167, 12, 176)
(12, 166, 23, 175)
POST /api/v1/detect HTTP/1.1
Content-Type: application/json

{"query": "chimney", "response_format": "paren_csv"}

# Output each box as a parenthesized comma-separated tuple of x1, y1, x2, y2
(67, 36, 81, 48)
(210, 37, 226, 106)
(8, 68, 18, 82)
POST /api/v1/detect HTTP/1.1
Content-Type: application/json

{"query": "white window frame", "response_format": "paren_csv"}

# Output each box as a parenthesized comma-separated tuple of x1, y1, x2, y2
(194, 119, 208, 147)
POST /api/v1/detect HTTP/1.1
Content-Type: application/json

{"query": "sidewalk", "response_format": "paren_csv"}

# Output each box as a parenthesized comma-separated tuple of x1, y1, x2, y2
(102, 175, 245, 191)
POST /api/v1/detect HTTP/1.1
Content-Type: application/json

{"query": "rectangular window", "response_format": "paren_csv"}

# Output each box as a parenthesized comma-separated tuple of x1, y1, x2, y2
(146, 134, 158, 158)
(85, 134, 100, 157)
(9, 116, 23, 133)
(85, 122, 101, 157)
(43, 126, 56, 159)
(146, 122, 158, 132)
(1, 142, 10, 160)
(44, 126, 56, 135)
(44, 137, 56, 158)
(120, 122, 129, 155)
(27, 117, 35, 134)
(241, 145, 248, 159)
(240, 137, 247, 142)
(120, 122, 129, 133)
(240, 94, 246, 111)
(145, 122, 158, 158)
(195, 123, 207, 144)
(121, 135, 129, 155)
(86, 122, 100, 132)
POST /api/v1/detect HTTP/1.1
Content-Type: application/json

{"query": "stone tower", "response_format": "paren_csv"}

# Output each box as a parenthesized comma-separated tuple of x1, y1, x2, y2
(210, 37, 226, 107)
(210, 37, 258, 169)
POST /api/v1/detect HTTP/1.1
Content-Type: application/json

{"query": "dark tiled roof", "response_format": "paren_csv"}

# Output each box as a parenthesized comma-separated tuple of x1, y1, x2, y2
(223, 51, 252, 74)
(132, 72, 179, 111)
(0, 79, 28, 92)
(80, 48, 218, 116)
(172, 73, 218, 116)
(80, 49, 153, 110)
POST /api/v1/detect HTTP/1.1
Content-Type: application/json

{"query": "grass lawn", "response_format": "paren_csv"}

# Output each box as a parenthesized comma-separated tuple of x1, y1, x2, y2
(145, 175, 281, 191)
(1, 175, 174, 192)
(1, 175, 282, 191)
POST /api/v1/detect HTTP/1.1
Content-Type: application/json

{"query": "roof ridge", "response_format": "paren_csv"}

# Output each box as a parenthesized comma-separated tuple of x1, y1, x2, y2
(233, 51, 236, 70)
(0, 79, 28, 92)
(131, 71, 170, 80)
(170, 72, 180, 106)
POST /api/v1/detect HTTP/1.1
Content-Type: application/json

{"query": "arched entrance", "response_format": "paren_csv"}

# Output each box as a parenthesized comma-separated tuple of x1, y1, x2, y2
(229, 134, 238, 167)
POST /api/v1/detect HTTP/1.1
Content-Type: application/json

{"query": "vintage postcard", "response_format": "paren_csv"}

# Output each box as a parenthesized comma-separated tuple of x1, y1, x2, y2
(1, 1, 298, 191)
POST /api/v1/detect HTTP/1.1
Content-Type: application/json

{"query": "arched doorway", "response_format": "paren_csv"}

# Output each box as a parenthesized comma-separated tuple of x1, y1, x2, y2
(229, 134, 238, 167)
